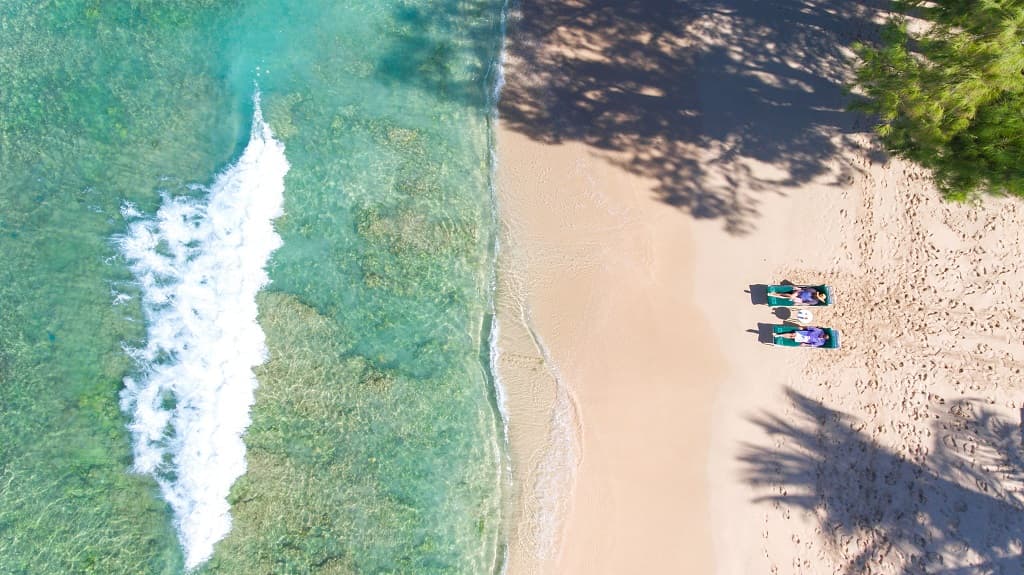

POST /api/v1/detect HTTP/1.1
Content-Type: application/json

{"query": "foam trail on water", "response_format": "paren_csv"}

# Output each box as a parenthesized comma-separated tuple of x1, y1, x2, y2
(117, 93, 287, 570)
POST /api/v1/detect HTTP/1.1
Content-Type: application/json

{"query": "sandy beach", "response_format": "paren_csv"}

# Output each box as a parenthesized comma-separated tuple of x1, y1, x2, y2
(496, 1, 1024, 574)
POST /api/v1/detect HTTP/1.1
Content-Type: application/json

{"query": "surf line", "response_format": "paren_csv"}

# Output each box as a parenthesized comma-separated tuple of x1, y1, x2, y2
(117, 92, 288, 570)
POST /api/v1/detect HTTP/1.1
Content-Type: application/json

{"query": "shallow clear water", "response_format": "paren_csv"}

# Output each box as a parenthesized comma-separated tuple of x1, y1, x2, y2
(0, 1, 506, 572)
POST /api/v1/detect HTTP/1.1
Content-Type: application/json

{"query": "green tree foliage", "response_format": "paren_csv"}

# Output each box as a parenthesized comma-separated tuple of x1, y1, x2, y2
(852, 0, 1024, 199)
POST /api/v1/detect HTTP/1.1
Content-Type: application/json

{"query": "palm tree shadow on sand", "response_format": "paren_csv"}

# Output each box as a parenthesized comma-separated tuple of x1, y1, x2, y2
(375, 0, 892, 234)
(740, 388, 1024, 574)
(497, 0, 890, 234)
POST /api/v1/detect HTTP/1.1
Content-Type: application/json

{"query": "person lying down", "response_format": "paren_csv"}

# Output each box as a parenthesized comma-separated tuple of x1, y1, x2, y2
(774, 286, 826, 305)
(775, 327, 829, 347)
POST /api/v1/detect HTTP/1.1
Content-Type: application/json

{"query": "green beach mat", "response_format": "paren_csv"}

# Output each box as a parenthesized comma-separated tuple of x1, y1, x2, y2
(766, 284, 833, 306)
(772, 324, 840, 349)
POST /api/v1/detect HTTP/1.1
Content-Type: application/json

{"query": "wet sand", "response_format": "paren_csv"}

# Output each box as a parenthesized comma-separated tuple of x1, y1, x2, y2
(495, 130, 724, 573)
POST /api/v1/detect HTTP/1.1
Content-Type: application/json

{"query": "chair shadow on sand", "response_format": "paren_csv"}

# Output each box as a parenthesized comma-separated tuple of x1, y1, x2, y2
(748, 281, 799, 306)
(740, 388, 1024, 574)
(747, 284, 769, 305)
(747, 322, 776, 345)
(747, 307, 796, 344)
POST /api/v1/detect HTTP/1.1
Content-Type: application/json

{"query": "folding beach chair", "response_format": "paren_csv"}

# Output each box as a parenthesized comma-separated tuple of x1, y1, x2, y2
(772, 324, 840, 349)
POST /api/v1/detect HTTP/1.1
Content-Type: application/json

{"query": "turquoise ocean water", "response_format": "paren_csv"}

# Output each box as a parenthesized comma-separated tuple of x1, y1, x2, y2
(0, 1, 507, 573)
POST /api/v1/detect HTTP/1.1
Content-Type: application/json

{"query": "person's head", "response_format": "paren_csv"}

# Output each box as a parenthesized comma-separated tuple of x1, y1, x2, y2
(815, 290, 826, 303)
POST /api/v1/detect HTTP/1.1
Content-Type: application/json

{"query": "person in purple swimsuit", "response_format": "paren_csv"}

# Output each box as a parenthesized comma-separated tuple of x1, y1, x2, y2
(775, 327, 829, 347)
(774, 286, 826, 305)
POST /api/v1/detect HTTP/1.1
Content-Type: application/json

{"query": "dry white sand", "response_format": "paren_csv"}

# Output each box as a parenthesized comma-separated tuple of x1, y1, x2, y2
(496, 1, 1024, 574)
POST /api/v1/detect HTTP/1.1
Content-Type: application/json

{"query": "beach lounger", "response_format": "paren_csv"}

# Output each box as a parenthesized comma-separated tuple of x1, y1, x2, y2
(766, 284, 833, 307)
(772, 324, 840, 349)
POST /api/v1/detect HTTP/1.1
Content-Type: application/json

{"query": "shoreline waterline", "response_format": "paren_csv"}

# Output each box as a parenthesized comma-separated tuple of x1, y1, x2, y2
(487, 2, 587, 571)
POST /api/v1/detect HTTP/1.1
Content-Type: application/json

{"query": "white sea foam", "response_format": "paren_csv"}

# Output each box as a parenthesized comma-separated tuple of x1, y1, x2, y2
(117, 93, 288, 570)
(120, 201, 142, 219)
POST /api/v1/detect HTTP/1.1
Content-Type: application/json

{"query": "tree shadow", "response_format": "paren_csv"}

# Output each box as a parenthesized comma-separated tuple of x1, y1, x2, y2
(375, 0, 507, 107)
(740, 388, 1024, 574)
(498, 0, 888, 234)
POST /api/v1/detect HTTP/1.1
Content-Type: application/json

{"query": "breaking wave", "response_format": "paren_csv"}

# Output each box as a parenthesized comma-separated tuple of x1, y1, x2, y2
(117, 93, 288, 569)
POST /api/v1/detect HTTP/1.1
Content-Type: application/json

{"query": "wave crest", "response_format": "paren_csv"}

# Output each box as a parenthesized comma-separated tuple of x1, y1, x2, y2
(118, 94, 288, 569)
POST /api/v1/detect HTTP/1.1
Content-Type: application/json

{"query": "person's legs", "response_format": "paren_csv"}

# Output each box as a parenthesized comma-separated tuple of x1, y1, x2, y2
(776, 290, 798, 302)
(775, 332, 797, 340)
